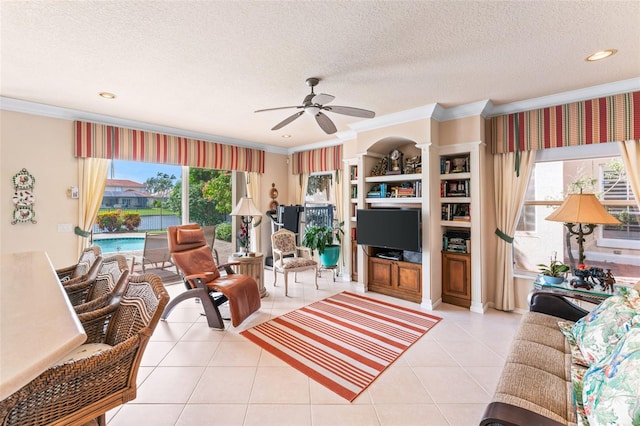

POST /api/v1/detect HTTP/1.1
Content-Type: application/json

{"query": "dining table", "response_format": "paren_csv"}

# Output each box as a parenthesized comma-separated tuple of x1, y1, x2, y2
(0, 251, 87, 401)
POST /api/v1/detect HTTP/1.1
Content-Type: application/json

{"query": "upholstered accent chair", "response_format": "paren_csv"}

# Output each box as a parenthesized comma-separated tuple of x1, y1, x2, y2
(0, 273, 169, 426)
(162, 224, 261, 328)
(271, 228, 318, 296)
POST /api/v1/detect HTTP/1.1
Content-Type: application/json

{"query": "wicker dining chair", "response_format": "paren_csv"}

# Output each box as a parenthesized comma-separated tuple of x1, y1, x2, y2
(60, 247, 104, 306)
(0, 273, 169, 426)
(73, 254, 130, 315)
(56, 246, 103, 285)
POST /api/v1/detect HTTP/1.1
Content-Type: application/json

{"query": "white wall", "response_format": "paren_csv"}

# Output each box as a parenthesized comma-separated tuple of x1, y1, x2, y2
(1, 111, 79, 267)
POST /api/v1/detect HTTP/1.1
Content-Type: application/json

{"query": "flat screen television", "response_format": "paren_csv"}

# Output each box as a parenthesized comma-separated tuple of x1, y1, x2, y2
(356, 208, 421, 252)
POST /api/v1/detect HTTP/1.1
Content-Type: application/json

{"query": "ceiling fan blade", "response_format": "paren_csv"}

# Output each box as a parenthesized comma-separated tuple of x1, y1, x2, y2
(312, 93, 335, 105)
(324, 105, 375, 118)
(315, 112, 337, 134)
(271, 111, 304, 130)
(255, 106, 301, 113)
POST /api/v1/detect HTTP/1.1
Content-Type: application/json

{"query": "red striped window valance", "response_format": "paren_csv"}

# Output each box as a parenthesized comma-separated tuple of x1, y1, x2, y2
(74, 121, 265, 173)
(490, 91, 640, 154)
(291, 145, 343, 175)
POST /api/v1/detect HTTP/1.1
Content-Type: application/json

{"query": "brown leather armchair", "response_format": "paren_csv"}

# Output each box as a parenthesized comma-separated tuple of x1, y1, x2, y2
(161, 224, 261, 329)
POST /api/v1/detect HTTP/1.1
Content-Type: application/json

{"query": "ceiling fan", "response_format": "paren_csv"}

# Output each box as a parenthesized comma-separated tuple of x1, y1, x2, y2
(255, 77, 375, 135)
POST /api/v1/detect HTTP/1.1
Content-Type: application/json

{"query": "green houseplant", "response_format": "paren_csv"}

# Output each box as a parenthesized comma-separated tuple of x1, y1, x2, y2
(302, 222, 345, 267)
(537, 252, 570, 284)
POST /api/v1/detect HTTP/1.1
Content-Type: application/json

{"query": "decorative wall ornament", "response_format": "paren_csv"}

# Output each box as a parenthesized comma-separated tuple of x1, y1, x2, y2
(11, 168, 36, 224)
(269, 182, 279, 211)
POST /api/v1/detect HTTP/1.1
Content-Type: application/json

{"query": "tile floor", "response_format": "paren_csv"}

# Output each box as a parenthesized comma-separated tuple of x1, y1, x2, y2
(106, 269, 522, 426)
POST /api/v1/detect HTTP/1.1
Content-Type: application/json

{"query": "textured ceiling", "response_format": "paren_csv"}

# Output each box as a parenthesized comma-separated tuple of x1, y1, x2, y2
(1, 1, 639, 152)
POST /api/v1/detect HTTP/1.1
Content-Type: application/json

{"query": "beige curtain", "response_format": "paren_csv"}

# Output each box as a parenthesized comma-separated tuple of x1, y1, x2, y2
(245, 172, 262, 253)
(619, 140, 640, 209)
(334, 169, 345, 272)
(76, 158, 110, 256)
(493, 150, 536, 311)
(298, 173, 309, 205)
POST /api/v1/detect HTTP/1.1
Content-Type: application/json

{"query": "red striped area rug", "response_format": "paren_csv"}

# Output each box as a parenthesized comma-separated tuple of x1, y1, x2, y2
(240, 291, 441, 401)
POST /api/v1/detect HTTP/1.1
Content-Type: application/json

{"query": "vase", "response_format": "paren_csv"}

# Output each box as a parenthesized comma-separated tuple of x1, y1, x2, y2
(542, 275, 564, 285)
(319, 245, 340, 268)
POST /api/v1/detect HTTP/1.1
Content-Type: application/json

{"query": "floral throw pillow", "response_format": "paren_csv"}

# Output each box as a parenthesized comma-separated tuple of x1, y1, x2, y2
(571, 291, 640, 365)
(583, 326, 640, 426)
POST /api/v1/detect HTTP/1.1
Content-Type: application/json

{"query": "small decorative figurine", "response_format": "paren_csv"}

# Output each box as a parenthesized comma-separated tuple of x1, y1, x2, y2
(603, 269, 616, 293)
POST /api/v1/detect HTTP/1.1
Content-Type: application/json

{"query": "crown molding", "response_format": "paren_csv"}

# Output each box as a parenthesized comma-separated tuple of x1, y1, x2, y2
(2, 78, 637, 156)
(486, 77, 640, 117)
(0, 96, 289, 155)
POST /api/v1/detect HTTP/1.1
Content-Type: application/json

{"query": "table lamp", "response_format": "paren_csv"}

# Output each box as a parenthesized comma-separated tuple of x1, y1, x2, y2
(545, 191, 620, 265)
(230, 197, 262, 255)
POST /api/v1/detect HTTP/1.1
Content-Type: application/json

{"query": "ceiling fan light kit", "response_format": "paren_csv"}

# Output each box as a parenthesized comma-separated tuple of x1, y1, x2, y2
(255, 77, 375, 135)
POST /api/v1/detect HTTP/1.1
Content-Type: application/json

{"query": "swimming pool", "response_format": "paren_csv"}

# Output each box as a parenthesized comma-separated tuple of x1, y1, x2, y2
(93, 237, 145, 253)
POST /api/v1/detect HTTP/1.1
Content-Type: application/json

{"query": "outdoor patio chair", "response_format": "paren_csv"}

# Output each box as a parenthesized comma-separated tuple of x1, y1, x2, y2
(141, 231, 176, 273)
(202, 224, 220, 265)
(73, 254, 130, 315)
(271, 228, 318, 296)
(162, 224, 261, 329)
(0, 273, 169, 426)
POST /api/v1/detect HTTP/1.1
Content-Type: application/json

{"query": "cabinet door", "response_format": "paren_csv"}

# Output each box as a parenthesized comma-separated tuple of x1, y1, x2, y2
(442, 252, 471, 307)
(397, 261, 421, 293)
(369, 258, 393, 288)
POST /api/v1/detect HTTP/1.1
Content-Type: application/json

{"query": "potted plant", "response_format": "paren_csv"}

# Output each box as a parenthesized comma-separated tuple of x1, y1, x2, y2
(302, 221, 344, 268)
(537, 252, 570, 284)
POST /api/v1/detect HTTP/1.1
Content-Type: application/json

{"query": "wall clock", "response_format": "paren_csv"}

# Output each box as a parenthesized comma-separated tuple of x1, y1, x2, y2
(11, 168, 37, 224)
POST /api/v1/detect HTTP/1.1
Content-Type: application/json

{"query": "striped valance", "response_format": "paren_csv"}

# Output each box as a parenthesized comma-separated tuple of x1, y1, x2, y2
(74, 121, 265, 173)
(291, 145, 342, 175)
(491, 91, 640, 154)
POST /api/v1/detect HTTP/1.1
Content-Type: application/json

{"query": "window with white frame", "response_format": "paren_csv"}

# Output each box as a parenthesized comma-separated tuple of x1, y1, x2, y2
(514, 144, 640, 285)
(305, 173, 334, 204)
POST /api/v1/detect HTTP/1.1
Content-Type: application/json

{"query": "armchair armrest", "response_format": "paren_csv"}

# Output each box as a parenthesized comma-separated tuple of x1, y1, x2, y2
(528, 290, 591, 322)
(77, 299, 120, 343)
(296, 246, 312, 258)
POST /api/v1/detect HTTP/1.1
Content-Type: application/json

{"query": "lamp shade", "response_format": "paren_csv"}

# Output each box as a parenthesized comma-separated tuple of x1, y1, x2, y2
(230, 197, 262, 217)
(545, 193, 620, 225)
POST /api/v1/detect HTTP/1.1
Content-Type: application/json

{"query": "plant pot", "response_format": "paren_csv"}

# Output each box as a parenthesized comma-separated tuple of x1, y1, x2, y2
(319, 245, 340, 268)
(542, 275, 564, 285)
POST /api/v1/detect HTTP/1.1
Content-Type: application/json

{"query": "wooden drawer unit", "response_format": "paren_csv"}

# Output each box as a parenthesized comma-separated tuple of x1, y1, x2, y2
(368, 257, 421, 303)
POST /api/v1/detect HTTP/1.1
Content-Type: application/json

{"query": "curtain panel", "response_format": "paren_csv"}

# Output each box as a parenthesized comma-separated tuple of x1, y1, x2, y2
(291, 145, 343, 174)
(74, 121, 265, 173)
(490, 91, 640, 154)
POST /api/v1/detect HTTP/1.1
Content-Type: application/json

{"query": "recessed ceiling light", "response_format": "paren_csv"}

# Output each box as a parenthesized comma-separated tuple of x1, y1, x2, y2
(281, 134, 292, 138)
(585, 49, 618, 62)
(99, 92, 116, 99)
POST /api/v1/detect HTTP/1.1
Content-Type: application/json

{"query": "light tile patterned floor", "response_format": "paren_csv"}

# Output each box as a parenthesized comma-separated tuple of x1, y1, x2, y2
(106, 269, 522, 426)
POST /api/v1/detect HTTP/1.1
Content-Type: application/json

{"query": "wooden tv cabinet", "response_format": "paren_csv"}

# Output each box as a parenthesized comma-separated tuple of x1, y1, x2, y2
(368, 256, 422, 303)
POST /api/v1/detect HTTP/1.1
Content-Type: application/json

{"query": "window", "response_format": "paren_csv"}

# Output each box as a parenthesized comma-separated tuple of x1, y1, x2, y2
(514, 144, 639, 285)
(601, 163, 640, 242)
(95, 160, 232, 236)
(306, 173, 334, 204)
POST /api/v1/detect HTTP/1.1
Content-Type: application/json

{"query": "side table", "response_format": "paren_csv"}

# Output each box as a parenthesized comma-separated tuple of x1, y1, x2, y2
(229, 252, 267, 297)
(532, 275, 614, 305)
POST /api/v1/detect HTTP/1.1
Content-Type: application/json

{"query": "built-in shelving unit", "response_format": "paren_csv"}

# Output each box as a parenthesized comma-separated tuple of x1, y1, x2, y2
(437, 142, 484, 312)
(351, 144, 426, 303)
